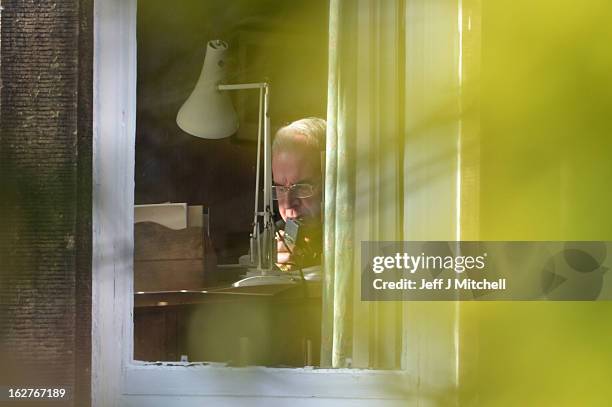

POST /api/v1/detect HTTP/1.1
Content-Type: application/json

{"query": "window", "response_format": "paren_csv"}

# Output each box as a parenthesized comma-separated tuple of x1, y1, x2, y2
(132, 0, 328, 367)
(93, 0, 467, 405)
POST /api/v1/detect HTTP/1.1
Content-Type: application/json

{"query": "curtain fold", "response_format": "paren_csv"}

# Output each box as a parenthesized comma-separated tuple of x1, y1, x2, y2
(322, 0, 467, 377)
(322, 0, 405, 369)
(321, 0, 357, 368)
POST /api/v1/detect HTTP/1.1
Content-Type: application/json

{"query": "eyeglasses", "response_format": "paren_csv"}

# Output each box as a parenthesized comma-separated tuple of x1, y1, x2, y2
(272, 183, 317, 200)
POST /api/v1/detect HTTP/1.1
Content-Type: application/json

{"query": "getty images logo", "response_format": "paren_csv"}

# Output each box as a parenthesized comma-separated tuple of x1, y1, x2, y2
(542, 242, 609, 300)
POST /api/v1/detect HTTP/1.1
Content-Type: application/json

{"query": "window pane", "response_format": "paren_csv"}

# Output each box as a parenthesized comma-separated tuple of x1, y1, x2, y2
(133, 0, 328, 366)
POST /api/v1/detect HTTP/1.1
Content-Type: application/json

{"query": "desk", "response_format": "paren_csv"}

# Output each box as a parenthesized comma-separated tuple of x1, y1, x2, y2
(133, 219, 321, 365)
(133, 280, 321, 366)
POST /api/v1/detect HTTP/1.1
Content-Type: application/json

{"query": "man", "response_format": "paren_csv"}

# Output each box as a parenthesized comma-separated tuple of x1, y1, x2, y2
(271, 117, 326, 269)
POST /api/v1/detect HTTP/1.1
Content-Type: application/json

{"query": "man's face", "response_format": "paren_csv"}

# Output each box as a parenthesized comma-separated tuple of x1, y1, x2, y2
(272, 149, 322, 222)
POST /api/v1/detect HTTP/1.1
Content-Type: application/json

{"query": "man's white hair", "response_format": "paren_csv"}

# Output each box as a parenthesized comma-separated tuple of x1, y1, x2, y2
(272, 117, 326, 154)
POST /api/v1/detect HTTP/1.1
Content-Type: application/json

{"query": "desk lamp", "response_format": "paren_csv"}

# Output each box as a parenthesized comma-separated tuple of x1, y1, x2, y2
(177, 39, 277, 275)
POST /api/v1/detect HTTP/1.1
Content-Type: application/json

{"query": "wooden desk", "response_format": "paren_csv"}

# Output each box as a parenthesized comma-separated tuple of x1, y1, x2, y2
(134, 281, 322, 366)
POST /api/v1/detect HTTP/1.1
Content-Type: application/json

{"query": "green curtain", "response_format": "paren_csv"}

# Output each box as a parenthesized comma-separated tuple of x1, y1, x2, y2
(322, 0, 467, 380)
(321, 0, 407, 369)
(321, 0, 357, 369)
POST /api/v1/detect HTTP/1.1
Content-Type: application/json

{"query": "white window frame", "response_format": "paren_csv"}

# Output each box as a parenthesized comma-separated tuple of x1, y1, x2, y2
(92, 0, 463, 406)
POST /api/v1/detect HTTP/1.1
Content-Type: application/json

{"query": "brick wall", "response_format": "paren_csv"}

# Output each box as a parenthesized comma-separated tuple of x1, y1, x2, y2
(0, 1, 92, 406)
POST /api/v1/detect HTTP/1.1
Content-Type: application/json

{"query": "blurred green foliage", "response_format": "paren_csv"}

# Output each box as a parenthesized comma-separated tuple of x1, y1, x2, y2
(468, 0, 612, 405)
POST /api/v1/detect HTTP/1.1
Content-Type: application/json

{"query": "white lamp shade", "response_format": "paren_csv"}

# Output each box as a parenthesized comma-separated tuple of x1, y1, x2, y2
(176, 40, 239, 139)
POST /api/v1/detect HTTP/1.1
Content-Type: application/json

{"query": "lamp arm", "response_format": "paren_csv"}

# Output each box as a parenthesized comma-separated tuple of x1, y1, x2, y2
(217, 82, 275, 271)
(250, 87, 264, 266)
(218, 83, 267, 91)
(262, 83, 276, 271)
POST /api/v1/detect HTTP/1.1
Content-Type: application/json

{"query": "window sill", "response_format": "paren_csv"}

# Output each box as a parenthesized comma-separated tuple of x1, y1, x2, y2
(124, 362, 415, 400)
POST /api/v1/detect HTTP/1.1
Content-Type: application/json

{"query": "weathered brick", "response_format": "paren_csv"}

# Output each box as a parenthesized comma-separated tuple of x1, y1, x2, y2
(0, 0, 92, 406)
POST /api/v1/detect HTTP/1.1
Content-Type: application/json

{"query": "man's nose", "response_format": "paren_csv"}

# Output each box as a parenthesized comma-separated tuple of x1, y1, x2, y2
(281, 193, 301, 216)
